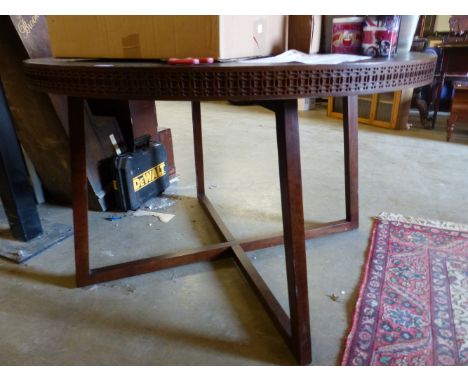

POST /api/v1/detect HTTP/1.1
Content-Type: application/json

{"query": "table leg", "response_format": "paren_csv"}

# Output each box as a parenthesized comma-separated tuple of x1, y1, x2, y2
(432, 50, 447, 130)
(447, 113, 457, 141)
(68, 96, 90, 286)
(191, 101, 205, 196)
(274, 99, 312, 365)
(432, 77, 444, 130)
(193, 99, 311, 364)
(343, 95, 359, 227)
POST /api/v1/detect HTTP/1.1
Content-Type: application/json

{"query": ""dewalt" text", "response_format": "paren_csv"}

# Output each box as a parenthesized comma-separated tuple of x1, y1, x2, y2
(133, 162, 166, 192)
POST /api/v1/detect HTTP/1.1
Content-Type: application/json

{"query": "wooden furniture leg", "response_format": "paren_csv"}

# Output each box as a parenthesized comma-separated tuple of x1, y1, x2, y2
(413, 96, 430, 129)
(447, 113, 457, 141)
(343, 95, 359, 227)
(68, 96, 90, 286)
(191, 101, 205, 196)
(274, 99, 312, 365)
(192, 100, 311, 364)
(431, 72, 445, 130)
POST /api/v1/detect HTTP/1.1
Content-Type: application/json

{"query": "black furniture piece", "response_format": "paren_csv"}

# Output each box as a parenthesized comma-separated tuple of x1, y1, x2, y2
(0, 79, 42, 242)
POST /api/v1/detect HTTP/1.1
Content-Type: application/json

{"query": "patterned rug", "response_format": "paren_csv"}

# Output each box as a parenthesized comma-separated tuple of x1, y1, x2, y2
(342, 212, 468, 366)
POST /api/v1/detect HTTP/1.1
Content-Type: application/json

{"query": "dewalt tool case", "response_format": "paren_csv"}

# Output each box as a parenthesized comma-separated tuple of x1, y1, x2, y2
(113, 137, 169, 211)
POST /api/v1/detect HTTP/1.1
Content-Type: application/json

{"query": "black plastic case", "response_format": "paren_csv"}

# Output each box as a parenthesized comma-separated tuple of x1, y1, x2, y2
(113, 141, 169, 211)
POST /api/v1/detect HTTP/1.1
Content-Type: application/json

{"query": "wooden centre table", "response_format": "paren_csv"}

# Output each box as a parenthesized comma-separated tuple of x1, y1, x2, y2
(23, 53, 436, 365)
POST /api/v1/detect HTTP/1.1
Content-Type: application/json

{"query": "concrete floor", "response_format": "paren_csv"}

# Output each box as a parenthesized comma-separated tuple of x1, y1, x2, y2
(0, 101, 467, 365)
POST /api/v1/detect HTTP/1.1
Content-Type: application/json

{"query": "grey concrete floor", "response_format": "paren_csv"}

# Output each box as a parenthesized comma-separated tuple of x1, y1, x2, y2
(0, 101, 467, 365)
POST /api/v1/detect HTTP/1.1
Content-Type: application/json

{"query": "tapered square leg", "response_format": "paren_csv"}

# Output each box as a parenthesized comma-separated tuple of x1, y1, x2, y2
(191, 101, 205, 196)
(274, 99, 312, 365)
(68, 96, 90, 286)
(192, 99, 310, 364)
(343, 95, 359, 227)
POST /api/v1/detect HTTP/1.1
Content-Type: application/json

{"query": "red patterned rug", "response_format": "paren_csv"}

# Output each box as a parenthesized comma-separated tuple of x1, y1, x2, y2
(342, 213, 468, 366)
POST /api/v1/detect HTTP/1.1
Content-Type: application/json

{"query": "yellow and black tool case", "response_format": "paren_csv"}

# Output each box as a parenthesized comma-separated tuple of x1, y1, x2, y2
(113, 140, 169, 211)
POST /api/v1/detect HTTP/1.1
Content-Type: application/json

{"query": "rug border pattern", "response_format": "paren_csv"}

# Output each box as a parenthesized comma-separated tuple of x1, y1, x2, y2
(342, 212, 468, 366)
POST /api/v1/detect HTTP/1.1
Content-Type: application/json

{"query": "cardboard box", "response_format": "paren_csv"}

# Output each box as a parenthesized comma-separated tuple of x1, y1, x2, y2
(46, 16, 287, 59)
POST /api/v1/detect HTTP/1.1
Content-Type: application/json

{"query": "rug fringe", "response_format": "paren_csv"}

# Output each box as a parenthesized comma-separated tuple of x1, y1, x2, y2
(378, 212, 468, 232)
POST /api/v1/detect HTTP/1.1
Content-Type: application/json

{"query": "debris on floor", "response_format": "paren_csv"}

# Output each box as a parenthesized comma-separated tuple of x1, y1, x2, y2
(327, 290, 347, 302)
(109, 282, 136, 294)
(133, 210, 175, 223)
(105, 216, 123, 222)
(328, 293, 340, 302)
(141, 196, 175, 211)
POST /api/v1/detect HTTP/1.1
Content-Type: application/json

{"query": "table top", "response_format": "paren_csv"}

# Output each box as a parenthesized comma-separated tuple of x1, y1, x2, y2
(23, 52, 437, 101)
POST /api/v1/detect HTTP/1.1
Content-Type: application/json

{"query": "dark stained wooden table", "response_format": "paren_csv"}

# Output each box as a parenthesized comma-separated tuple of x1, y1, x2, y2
(23, 53, 436, 365)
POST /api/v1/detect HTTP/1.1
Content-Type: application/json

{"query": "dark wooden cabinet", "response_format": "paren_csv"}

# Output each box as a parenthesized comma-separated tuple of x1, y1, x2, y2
(432, 42, 468, 129)
(447, 81, 468, 141)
